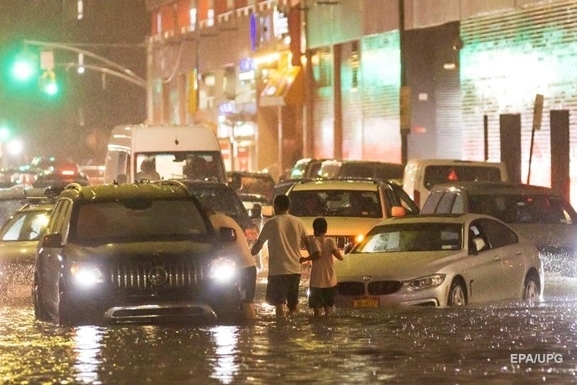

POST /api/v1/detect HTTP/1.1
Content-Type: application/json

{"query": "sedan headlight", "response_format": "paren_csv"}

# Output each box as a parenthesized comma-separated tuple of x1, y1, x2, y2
(70, 263, 104, 287)
(404, 274, 446, 290)
(208, 257, 237, 283)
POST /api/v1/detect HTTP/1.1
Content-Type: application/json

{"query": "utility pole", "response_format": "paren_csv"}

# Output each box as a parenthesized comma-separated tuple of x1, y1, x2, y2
(399, 0, 410, 165)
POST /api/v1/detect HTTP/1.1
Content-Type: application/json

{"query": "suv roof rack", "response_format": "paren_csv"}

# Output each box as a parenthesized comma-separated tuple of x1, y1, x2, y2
(155, 179, 193, 195)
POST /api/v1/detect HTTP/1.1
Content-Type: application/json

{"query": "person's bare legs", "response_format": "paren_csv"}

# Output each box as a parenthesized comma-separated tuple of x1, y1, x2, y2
(275, 304, 286, 318)
(287, 305, 297, 317)
(323, 306, 333, 316)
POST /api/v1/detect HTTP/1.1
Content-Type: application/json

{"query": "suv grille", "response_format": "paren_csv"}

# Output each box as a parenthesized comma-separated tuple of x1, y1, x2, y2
(111, 260, 197, 289)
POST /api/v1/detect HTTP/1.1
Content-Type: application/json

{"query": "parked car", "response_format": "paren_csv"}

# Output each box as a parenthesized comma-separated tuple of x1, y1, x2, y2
(402, 159, 509, 208)
(227, 171, 275, 202)
(287, 158, 328, 180)
(420, 181, 577, 276)
(334, 213, 543, 308)
(78, 164, 106, 185)
(33, 181, 245, 325)
(237, 192, 269, 226)
(178, 179, 257, 234)
(318, 159, 405, 184)
(278, 178, 420, 252)
(33, 170, 89, 189)
(0, 194, 54, 301)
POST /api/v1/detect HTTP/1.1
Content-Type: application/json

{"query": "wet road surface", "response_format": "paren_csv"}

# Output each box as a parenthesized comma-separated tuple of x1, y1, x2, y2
(0, 274, 576, 384)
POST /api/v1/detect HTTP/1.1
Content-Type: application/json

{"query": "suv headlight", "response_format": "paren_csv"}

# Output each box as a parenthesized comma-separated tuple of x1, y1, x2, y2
(208, 257, 237, 283)
(404, 274, 446, 290)
(70, 262, 104, 287)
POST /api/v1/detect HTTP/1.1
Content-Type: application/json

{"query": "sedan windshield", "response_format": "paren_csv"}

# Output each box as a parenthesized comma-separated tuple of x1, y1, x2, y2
(355, 223, 463, 253)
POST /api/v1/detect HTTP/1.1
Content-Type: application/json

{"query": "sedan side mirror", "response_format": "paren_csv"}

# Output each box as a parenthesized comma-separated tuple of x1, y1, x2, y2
(469, 237, 486, 255)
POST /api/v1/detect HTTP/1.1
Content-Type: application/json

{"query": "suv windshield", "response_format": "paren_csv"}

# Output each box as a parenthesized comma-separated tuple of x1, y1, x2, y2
(71, 200, 208, 242)
(289, 190, 381, 218)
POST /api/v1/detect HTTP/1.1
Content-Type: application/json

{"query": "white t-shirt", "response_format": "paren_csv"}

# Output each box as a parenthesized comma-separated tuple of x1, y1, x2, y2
(309, 236, 339, 288)
(257, 213, 308, 276)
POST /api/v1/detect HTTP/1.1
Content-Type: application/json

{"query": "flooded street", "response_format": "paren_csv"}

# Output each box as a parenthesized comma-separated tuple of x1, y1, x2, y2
(0, 274, 576, 385)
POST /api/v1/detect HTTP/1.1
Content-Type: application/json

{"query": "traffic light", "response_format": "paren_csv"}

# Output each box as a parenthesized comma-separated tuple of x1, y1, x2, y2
(41, 70, 59, 96)
(11, 54, 38, 83)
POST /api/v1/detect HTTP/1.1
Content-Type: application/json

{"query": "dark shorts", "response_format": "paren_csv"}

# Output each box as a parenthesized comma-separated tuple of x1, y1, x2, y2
(266, 274, 301, 310)
(308, 286, 337, 308)
(241, 266, 257, 303)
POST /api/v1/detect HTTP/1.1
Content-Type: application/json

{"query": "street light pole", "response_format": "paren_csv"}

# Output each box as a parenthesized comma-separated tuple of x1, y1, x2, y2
(399, 0, 410, 165)
(23, 40, 145, 86)
(23, 39, 148, 121)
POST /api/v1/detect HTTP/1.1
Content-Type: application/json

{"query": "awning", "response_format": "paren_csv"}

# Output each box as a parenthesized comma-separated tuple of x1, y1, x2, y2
(259, 66, 304, 107)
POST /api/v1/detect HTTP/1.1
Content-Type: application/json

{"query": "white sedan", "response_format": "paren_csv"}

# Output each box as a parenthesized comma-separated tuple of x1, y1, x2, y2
(334, 213, 544, 308)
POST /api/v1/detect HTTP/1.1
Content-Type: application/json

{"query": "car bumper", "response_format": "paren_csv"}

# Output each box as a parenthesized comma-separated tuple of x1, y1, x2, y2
(63, 285, 243, 324)
(335, 283, 448, 308)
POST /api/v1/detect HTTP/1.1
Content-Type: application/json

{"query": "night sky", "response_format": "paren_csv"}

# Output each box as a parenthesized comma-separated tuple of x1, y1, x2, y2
(0, 0, 150, 165)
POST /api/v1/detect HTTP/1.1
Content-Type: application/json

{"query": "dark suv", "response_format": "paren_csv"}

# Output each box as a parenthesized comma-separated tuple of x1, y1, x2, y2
(33, 181, 244, 325)
(421, 181, 577, 276)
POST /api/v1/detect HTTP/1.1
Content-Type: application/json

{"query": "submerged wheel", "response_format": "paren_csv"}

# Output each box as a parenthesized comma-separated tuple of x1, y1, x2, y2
(523, 272, 540, 301)
(33, 277, 50, 322)
(448, 279, 467, 306)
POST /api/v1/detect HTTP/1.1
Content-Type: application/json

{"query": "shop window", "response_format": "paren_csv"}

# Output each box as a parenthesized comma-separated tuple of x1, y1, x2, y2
(312, 47, 332, 88)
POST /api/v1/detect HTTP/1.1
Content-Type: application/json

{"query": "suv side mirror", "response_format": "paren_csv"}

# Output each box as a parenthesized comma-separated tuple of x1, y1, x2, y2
(391, 206, 406, 217)
(219, 226, 237, 242)
(42, 233, 63, 248)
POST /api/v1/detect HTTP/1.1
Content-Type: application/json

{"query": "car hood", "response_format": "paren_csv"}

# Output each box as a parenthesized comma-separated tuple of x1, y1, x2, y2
(507, 223, 577, 249)
(63, 240, 218, 260)
(299, 216, 384, 237)
(335, 250, 464, 281)
(0, 240, 39, 263)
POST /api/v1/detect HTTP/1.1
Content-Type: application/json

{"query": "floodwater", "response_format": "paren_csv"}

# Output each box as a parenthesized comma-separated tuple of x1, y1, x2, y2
(0, 275, 576, 385)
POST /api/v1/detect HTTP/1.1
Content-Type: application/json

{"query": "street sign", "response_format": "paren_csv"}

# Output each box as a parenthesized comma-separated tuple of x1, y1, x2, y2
(532, 94, 544, 131)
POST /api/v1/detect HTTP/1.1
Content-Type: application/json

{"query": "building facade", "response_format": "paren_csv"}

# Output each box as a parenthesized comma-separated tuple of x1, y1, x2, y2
(145, 0, 577, 204)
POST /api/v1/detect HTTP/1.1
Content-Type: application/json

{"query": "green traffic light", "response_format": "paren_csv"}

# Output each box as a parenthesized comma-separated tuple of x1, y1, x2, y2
(43, 80, 58, 96)
(41, 70, 59, 96)
(0, 126, 10, 142)
(12, 57, 37, 82)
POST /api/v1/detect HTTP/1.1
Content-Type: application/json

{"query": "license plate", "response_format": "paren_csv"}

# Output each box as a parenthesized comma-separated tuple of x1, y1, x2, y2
(6, 284, 31, 299)
(353, 297, 379, 308)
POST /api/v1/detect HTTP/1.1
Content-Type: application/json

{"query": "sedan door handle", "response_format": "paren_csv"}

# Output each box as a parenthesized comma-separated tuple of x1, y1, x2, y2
(494, 255, 502, 261)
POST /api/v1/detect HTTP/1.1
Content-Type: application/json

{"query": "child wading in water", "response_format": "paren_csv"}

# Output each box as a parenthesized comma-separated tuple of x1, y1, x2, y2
(300, 217, 344, 317)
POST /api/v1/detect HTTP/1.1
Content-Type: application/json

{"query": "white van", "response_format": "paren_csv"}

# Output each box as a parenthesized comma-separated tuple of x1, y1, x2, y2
(104, 124, 226, 184)
(402, 159, 509, 208)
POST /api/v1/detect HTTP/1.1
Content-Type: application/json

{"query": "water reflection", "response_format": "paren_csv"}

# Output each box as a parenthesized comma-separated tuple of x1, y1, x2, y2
(73, 326, 103, 384)
(209, 326, 239, 384)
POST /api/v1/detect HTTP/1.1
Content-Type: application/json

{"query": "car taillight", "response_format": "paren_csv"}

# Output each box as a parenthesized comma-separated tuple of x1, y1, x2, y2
(60, 169, 77, 176)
